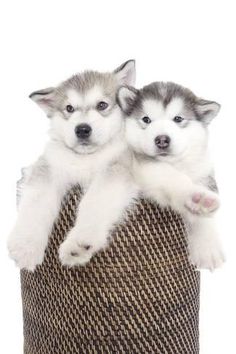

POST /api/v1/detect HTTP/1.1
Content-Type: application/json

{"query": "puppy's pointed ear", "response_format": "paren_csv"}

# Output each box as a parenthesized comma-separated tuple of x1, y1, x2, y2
(114, 60, 136, 86)
(196, 98, 221, 124)
(29, 87, 57, 117)
(117, 86, 139, 115)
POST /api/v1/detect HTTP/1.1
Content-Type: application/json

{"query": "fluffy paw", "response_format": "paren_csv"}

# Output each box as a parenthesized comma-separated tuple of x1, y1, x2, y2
(59, 238, 94, 267)
(8, 230, 45, 271)
(189, 237, 225, 271)
(185, 190, 220, 216)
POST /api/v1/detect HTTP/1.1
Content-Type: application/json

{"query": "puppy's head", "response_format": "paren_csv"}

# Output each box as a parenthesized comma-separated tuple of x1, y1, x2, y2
(30, 60, 135, 154)
(117, 82, 220, 160)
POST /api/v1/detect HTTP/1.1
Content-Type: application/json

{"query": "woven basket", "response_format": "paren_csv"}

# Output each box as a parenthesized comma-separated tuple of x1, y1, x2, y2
(20, 185, 200, 354)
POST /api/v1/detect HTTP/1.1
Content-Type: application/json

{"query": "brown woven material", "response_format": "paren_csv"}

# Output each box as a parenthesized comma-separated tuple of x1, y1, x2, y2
(21, 185, 200, 354)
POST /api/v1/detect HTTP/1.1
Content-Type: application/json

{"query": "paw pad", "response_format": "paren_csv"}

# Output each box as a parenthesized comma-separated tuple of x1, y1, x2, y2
(70, 244, 91, 257)
(185, 190, 220, 215)
(59, 239, 94, 267)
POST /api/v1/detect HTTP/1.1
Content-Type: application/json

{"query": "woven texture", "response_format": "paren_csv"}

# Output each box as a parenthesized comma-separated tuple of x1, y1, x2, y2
(21, 185, 200, 354)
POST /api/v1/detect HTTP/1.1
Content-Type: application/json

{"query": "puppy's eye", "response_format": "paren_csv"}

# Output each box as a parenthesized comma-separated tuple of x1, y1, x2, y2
(142, 116, 152, 124)
(66, 105, 75, 113)
(97, 101, 109, 111)
(173, 116, 184, 123)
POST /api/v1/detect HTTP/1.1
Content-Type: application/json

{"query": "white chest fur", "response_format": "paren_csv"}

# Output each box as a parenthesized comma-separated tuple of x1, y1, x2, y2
(44, 138, 127, 188)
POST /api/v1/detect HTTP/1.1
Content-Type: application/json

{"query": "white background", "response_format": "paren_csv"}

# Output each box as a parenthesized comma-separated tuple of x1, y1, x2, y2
(0, 1, 235, 353)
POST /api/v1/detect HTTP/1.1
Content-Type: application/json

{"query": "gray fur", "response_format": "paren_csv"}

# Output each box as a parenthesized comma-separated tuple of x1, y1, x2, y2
(16, 158, 50, 206)
(16, 168, 26, 207)
(29, 87, 55, 99)
(30, 60, 135, 118)
(114, 59, 135, 74)
(58, 71, 117, 97)
(118, 81, 220, 124)
(117, 86, 142, 116)
(30, 71, 118, 118)
(203, 175, 219, 193)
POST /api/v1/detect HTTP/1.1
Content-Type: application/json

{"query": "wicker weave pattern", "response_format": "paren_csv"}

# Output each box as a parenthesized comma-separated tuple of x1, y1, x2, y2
(21, 186, 200, 354)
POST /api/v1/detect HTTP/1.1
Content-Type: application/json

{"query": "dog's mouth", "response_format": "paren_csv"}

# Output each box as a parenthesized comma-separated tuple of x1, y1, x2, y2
(154, 149, 176, 160)
(139, 150, 173, 161)
(156, 151, 169, 156)
(74, 144, 97, 154)
(78, 141, 90, 146)
(62, 140, 98, 155)
(155, 148, 172, 158)
(74, 139, 102, 154)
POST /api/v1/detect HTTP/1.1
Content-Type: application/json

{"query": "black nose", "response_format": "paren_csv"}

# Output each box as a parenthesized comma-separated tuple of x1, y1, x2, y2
(75, 124, 92, 139)
(155, 135, 171, 149)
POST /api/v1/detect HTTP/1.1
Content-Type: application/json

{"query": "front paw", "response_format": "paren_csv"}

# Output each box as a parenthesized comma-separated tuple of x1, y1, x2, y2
(8, 230, 45, 271)
(185, 190, 220, 216)
(189, 237, 225, 271)
(59, 238, 94, 267)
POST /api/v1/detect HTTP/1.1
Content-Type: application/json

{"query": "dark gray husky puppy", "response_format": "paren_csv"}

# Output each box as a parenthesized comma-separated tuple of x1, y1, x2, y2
(117, 81, 224, 270)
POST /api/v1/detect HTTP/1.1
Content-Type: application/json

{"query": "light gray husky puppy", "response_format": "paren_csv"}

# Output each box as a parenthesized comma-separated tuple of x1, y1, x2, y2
(8, 60, 137, 270)
(117, 82, 224, 270)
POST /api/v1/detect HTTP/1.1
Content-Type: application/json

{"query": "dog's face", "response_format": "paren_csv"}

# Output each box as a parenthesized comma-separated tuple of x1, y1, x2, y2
(30, 60, 135, 154)
(118, 82, 220, 160)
